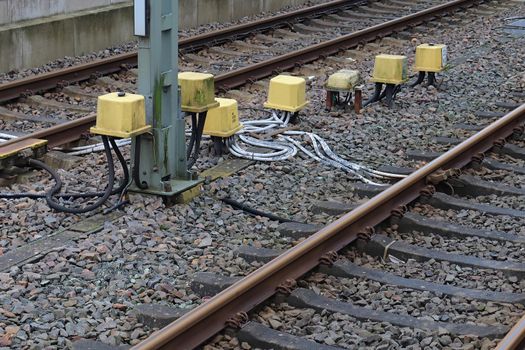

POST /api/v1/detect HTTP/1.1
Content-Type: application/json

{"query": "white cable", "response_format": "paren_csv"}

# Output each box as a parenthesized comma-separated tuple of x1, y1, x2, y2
(0, 133, 18, 142)
(226, 108, 405, 185)
(57, 131, 211, 156)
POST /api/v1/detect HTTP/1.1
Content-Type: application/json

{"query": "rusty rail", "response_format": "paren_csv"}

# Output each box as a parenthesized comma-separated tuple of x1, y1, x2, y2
(0, 115, 96, 155)
(0, 54, 137, 104)
(0, 0, 363, 105)
(178, 0, 365, 53)
(132, 107, 525, 348)
(496, 313, 525, 350)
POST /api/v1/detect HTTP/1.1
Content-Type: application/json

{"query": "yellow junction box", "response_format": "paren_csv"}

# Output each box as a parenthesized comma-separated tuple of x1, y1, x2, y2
(371, 54, 408, 85)
(415, 44, 447, 73)
(264, 75, 309, 113)
(90, 92, 151, 138)
(204, 98, 243, 138)
(178, 72, 219, 113)
(326, 69, 361, 91)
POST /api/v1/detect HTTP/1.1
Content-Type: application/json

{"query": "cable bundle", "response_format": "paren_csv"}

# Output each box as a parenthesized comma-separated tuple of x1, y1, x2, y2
(226, 108, 406, 185)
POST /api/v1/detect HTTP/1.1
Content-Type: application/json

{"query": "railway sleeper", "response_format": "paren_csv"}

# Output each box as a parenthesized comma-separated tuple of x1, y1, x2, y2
(287, 288, 509, 338)
(293, 23, 332, 35)
(446, 174, 525, 197)
(22, 95, 91, 113)
(0, 106, 64, 124)
(236, 246, 525, 304)
(189, 272, 509, 339)
(399, 212, 525, 244)
(365, 234, 525, 277)
(73, 340, 130, 350)
(405, 149, 525, 175)
(351, 178, 525, 214)
(376, 164, 525, 197)
(238, 321, 342, 350)
(434, 136, 525, 160)
(475, 111, 507, 119)
(428, 192, 525, 218)
(278, 221, 323, 240)
(308, 199, 525, 243)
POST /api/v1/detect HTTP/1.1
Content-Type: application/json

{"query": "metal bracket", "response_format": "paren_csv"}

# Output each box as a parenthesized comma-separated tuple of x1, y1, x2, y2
(419, 184, 436, 203)
(492, 138, 506, 153)
(357, 226, 375, 243)
(426, 168, 461, 185)
(470, 152, 485, 170)
(276, 279, 297, 295)
(390, 205, 408, 225)
(225, 312, 249, 329)
(319, 251, 339, 266)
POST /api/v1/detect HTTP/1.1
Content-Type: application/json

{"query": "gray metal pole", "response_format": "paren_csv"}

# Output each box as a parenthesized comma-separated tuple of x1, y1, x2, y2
(132, 0, 200, 196)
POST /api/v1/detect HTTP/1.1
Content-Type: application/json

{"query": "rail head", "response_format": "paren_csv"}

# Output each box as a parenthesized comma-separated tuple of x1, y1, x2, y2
(496, 313, 525, 350)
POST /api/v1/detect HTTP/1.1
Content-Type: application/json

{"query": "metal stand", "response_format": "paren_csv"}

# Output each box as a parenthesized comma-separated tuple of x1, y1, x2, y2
(325, 88, 363, 112)
(411, 71, 439, 87)
(130, 0, 201, 198)
(211, 136, 229, 157)
(363, 83, 401, 108)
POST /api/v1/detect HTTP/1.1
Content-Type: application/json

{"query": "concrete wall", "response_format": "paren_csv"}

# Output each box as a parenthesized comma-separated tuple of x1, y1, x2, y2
(182, 0, 316, 27)
(0, 0, 129, 25)
(0, 0, 313, 73)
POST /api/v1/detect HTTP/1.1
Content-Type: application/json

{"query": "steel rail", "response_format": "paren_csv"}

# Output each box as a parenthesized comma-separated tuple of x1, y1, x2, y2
(177, 0, 365, 53)
(0, 54, 137, 104)
(0, 0, 363, 104)
(133, 103, 524, 350)
(496, 314, 525, 350)
(0, 0, 484, 158)
(0, 114, 96, 153)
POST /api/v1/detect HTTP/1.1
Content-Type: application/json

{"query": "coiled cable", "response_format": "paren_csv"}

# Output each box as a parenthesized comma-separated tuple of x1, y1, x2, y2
(0, 136, 130, 213)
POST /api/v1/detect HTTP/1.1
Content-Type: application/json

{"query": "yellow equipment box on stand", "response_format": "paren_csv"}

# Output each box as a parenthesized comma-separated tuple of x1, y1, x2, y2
(264, 75, 309, 113)
(90, 92, 151, 138)
(365, 54, 408, 108)
(412, 44, 447, 87)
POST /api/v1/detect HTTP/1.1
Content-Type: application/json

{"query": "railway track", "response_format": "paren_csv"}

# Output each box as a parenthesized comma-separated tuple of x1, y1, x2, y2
(126, 102, 525, 350)
(0, 0, 486, 162)
(0, 0, 524, 348)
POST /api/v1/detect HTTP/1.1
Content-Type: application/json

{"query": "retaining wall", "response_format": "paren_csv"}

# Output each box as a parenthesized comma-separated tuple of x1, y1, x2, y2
(0, 0, 313, 73)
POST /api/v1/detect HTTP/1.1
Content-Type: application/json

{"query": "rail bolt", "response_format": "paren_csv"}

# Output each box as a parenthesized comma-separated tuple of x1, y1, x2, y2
(470, 153, 485, 170)
(419, 185, 436, 204)
(492, 138, 506, 154)
(512, 126, 524, 141)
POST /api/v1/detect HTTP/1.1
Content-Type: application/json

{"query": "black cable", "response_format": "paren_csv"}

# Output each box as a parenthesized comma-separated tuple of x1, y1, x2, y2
(187, 111, 207, 169)
(186, 112, 198, 160)
(133, 134, 148, 189)
(1, 138, 130, 200)
(220, 197, 297, 223)
(44, 136, 115, 214)
(110, 137, 129, 188)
